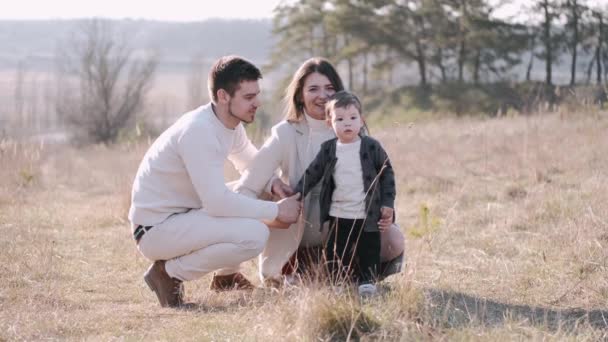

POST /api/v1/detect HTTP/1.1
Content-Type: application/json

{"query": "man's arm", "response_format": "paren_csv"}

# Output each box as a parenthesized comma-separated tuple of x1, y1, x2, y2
(228, 124, 259, 175)
(229, 124, 299, 227)
(234, 124, 285, 198)
(178, 125, 278, 221)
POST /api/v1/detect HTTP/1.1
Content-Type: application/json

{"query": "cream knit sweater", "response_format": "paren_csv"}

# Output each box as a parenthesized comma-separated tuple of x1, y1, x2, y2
(129, 103, 278, 226)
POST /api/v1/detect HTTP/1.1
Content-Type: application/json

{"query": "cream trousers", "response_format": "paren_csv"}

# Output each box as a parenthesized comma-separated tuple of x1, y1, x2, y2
(137, 208, 269, 282)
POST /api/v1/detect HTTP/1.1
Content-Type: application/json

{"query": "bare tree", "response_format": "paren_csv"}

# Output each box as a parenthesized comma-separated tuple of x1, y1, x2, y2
(55, 19, 157, 144)
(563, 0, 588, 86)
(593, 10, 605, 84)
(536, 0, 562, 86)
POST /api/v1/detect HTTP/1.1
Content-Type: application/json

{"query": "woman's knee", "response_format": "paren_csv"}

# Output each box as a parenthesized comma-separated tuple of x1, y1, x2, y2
(389, 224, 405, 251)
(380, 224, 405, 261)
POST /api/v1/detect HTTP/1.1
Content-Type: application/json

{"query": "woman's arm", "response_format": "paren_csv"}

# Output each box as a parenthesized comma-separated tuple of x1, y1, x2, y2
(293, 142, 330, 198)
(235, 124, 286, 198)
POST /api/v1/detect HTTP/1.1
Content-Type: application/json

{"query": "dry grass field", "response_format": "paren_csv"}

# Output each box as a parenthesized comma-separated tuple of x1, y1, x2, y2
(1, 111, 607, 341)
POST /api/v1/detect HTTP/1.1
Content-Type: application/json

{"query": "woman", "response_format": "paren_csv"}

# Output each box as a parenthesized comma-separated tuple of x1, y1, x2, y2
(235, 57, 405, 285)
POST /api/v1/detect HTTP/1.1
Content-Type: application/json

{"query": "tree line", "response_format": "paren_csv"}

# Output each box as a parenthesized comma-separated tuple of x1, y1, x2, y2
(270, 0, 608, 93)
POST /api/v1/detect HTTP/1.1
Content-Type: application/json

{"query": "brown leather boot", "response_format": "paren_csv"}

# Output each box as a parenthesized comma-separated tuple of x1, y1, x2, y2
(209, 272, 254, 291)
(144, 260, 184, 308)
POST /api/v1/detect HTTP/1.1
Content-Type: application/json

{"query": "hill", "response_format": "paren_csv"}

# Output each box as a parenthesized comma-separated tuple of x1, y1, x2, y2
(0, 19, 274, 72)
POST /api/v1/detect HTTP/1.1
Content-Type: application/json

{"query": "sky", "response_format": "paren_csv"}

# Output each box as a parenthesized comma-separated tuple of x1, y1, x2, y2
(1, 0, 607, 22)
(0, 0, 285, 21)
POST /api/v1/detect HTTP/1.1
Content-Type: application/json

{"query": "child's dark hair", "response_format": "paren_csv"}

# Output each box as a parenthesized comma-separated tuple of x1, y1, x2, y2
(325, 90, 370, 136)
(208, 55, 262, 103)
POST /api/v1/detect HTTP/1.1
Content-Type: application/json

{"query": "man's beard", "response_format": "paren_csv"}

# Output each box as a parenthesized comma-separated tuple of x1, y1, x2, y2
(228, 99, 253, 124)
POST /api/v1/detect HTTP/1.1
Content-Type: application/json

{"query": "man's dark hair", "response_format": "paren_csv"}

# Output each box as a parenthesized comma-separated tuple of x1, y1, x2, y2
(208, 56, 262, 103)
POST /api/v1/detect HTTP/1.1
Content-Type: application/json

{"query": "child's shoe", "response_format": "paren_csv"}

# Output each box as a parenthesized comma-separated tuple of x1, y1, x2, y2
(358, 283, 378, 299)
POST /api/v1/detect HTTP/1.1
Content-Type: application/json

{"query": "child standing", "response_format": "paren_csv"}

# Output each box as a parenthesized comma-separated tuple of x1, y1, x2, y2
(293, 90, 396, 297)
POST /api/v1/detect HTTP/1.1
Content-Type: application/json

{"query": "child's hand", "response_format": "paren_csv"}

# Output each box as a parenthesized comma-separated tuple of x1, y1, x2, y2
(378, 206, 394, 232)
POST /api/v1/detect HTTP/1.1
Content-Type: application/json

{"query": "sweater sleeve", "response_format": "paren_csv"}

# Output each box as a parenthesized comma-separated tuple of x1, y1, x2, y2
(177, 125, 278, 220)
(235, 124, 285, 198)
(375, 142, 396, 209)
(293, 143, 328, 198)
(227, 124, 258, 175)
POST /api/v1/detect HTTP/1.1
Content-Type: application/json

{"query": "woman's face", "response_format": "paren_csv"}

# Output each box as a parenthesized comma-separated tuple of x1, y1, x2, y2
(301, 72, 336, 120)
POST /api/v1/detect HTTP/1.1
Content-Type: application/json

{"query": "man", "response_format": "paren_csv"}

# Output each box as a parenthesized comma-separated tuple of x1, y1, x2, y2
(129, 56, 301, 308)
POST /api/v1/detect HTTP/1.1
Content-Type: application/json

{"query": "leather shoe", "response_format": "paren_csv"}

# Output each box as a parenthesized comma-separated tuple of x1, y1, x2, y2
(144, 260, 184, 307)
(209, 272, 254, 291)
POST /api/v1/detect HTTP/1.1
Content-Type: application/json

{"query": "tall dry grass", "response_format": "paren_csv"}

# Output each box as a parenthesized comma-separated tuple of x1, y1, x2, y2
(0, 112, 607, 341)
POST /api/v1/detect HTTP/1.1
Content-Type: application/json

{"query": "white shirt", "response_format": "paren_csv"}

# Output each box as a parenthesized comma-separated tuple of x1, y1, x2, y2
(304, 111, 335, 163)
(329, 139, 367, 219)
(129, 103, 278, 226)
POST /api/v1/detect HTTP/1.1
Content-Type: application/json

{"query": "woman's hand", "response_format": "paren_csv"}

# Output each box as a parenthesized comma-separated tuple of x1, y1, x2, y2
(378, 206, 394, 232)
(271, 178, 294, 199)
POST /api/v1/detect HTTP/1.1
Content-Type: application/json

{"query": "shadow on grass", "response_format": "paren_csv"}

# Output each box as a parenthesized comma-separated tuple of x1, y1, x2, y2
(168, 291, 252, 313)
(424, 288, 608, 331)
(176, 287, 281, 313)
(173, 301, 232, 313)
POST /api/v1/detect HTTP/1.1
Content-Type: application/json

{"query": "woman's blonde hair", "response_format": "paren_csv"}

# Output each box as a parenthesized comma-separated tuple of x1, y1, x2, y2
(284, 57, 344, 122)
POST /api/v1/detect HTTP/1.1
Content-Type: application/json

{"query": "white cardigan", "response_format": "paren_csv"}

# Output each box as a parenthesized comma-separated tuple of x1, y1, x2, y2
(236, 118, 335, 238)
(237, 119, 325, 196)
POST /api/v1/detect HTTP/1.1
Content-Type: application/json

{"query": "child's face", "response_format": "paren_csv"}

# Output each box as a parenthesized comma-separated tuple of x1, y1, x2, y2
(329, 105, 362, 143)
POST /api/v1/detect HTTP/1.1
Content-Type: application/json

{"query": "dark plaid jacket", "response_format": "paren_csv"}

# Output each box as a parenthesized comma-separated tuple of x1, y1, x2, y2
(293, 136, 396, 232)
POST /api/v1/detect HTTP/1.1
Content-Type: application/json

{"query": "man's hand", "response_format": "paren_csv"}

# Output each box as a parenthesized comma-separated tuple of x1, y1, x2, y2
(378, 206, 394, 232)
(263, 218, 291, 229)
(276, 192, 302, 224)
(271, 178, 294, 199)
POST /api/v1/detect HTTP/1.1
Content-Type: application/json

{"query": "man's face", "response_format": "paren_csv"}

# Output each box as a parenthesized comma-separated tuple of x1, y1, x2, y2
(227, 80, 261, 124)
(329, 104, 362, 143)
